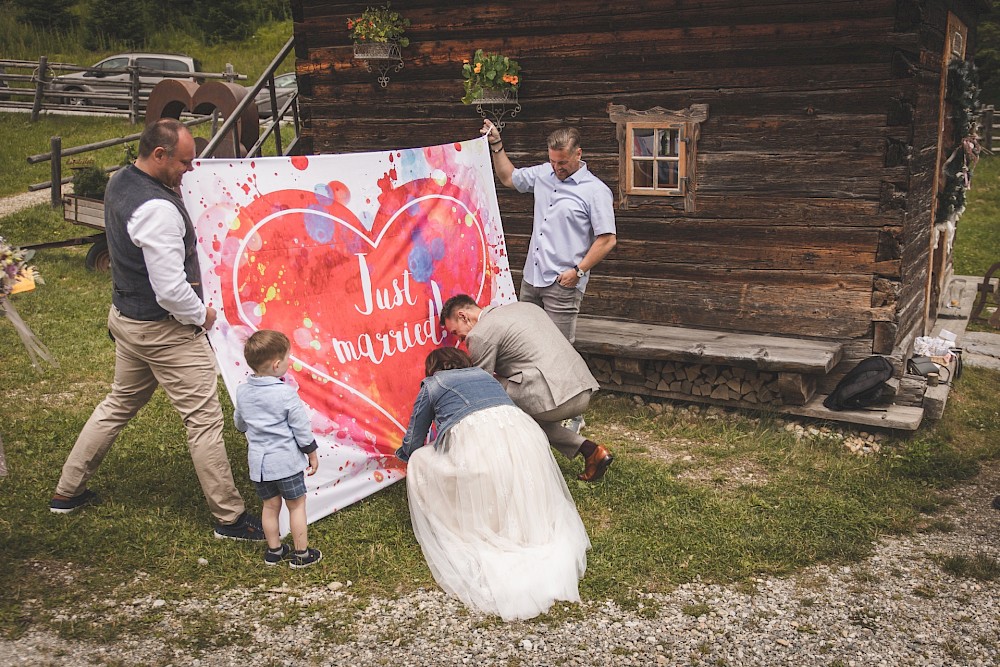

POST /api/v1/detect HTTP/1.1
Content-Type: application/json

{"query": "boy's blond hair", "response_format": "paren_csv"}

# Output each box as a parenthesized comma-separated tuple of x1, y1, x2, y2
(243, 330, 290, 373)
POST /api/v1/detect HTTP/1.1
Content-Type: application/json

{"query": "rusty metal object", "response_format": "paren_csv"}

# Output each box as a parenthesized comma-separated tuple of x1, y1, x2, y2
(145, 79, 259, 158)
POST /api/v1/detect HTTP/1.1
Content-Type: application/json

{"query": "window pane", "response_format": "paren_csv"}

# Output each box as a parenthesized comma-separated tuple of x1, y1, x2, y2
(658, 129, 680, 157)
(99, 58, 128, 70)
(136, 58, 159, 73)
(633, 128, 654, 157)
(657, 160, 679, 188)
(633, 160, 653, 188)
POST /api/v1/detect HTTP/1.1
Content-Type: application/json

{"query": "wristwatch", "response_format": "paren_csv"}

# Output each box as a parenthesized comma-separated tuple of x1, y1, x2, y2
(574, 265, 586, 278)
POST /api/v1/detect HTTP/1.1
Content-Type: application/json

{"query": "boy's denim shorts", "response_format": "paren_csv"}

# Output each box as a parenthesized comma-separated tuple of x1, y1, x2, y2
(253, 471, 306, 501)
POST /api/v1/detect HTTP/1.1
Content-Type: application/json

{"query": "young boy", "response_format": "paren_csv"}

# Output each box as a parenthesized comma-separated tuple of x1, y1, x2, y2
(234, 330, 322, 568)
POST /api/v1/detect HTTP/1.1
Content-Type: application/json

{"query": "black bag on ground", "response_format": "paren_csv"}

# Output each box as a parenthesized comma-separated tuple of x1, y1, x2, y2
(823, 356, 894, 411)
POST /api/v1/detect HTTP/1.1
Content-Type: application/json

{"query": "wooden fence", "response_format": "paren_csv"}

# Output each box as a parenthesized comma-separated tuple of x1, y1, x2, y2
(0, 56, 246, 124)
(980, 104, 998, 151)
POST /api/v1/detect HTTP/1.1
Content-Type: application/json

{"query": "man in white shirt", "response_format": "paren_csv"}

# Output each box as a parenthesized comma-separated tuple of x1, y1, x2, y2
(481, 119, 616, 344)
(482, 119, 616, 434)
(50, 119, 264, 542)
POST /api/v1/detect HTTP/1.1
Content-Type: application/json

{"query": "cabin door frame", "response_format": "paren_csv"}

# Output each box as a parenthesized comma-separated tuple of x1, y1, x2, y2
(925, 12, 968, 334)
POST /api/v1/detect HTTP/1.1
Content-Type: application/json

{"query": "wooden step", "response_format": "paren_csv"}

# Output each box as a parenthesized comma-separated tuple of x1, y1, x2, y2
(785, 395, 924, 431)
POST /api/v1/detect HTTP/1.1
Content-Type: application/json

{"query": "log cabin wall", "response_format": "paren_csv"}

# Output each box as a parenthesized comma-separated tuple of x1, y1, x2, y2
(290, 0, 985, 377)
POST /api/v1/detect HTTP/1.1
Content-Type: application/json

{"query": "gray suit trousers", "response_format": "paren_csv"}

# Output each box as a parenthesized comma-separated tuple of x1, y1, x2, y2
(529, 389, 593, 459)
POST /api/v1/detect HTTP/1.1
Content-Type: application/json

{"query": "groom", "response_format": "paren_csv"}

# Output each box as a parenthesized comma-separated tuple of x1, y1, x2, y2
(439, 294, 614, 482)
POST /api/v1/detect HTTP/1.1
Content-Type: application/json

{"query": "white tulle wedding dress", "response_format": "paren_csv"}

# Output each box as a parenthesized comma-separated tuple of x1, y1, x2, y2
(405, 404, 591, 621)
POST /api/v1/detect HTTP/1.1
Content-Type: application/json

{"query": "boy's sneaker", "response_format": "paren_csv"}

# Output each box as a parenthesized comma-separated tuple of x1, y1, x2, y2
(264, 544, 291, 566)
(560, 415, 586, 435)
(213, 511, 266, 541)
(289, 547, 322, 569)
(49, 489, 100, 514)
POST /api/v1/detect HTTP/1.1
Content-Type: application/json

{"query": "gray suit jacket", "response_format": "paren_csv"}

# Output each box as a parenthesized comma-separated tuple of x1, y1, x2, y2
(466, 302, 599, 414)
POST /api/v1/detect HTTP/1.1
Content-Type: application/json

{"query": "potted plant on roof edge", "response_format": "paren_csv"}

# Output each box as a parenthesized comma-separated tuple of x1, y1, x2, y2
(348, 4, 410, 61)
(461, 49, 521, 105)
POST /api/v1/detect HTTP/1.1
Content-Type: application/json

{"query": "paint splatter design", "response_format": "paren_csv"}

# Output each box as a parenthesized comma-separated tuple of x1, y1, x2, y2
(184, 137, 514, 525)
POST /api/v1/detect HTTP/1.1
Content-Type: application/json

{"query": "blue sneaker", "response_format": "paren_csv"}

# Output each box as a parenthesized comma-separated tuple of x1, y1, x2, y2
(264, 544, 291, 566)
(290, 547, 322, 569)
(49, 489, 100, 514)
(213, 512, 266, 542)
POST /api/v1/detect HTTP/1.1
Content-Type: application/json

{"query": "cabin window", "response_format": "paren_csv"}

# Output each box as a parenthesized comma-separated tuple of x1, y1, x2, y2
(627, 123, 684, 195)
(609, 103, 709, 212)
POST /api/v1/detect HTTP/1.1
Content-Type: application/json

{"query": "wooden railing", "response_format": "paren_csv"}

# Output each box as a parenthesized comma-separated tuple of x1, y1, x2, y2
(200, 36, 300, 159)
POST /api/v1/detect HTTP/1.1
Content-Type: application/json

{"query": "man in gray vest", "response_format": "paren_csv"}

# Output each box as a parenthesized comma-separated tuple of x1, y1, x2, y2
(50, 119, 264, 541)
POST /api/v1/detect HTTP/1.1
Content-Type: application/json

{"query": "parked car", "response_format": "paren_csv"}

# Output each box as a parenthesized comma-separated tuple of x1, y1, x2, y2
(253, 71, 297, 118)
(48, 53, 200, 107)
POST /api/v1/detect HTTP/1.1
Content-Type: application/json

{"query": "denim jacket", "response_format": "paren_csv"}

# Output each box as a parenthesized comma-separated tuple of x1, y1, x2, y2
(234, 375, 318, 482)
(395, 367, 514, 462)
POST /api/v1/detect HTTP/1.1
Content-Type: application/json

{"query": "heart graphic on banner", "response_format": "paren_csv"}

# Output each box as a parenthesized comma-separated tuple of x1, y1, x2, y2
(216, 177, 491, 443)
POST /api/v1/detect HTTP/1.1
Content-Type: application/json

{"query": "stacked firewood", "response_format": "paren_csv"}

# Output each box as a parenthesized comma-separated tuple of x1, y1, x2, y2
(585, 355, 784, 405)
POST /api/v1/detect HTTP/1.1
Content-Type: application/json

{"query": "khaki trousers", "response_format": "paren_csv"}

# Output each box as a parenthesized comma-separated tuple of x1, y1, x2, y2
(530, 389, 593, 460)
(55, 307, 245, 524)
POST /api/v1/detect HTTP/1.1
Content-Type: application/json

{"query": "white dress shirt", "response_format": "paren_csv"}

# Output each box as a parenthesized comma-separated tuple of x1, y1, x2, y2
(126, 199, 206, 326)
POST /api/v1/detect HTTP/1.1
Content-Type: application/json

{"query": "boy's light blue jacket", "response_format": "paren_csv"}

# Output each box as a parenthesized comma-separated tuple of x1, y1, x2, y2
(234, 375, 317, 482)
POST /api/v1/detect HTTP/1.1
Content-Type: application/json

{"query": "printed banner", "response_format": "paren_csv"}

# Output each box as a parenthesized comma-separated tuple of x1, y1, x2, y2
(183, 136, 515, 527)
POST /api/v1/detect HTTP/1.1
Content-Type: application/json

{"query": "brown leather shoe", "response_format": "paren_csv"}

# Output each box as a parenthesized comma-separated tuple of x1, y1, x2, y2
(578, 444, 614, 482)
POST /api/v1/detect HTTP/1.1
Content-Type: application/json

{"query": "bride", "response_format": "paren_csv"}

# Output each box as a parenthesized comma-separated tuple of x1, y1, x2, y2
(396, 347, 591, 621)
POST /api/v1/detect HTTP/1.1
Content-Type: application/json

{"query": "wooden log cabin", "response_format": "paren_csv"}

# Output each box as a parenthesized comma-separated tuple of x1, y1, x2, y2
(288, 0, 988, 429)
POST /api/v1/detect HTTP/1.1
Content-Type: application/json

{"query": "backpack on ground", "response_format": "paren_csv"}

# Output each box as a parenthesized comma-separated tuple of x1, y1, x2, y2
(822, 356, 894, 411)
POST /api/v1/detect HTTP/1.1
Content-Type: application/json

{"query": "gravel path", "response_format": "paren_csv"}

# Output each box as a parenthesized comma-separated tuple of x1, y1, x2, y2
(0, 189, 58, 218)
(2, 462, 997, 667)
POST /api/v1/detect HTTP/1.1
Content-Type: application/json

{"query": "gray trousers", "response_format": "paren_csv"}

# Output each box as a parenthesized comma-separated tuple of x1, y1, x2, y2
(519, 280, 584, 344)
(529, 389, 593, 460)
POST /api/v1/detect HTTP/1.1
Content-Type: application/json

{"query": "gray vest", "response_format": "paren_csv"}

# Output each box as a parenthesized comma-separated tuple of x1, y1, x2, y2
(105, 165, 202, 321)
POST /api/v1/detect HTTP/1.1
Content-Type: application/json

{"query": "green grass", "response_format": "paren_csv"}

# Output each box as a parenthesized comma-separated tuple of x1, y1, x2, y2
(0, 242, 997, 644)
(1, 198, 999, 644)
(0, 115, 142, 197)
(956, 154, 1000, 277)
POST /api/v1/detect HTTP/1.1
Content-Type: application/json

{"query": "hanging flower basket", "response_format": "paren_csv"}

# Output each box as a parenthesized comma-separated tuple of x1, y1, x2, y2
(473, 88, 510, 104)
(354, 41, 401, 61)
(461, 49, 521, 105)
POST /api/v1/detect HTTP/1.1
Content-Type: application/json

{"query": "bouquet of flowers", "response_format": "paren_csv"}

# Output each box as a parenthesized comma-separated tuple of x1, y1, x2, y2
(461, 49, 521, 104)
(1, 235, 55, 369)
(2, 236, 43, 297)
(347, 4, 411, 46)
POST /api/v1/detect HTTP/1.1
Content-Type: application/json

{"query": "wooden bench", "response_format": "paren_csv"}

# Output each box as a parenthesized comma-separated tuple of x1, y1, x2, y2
(574, 316, 925, 430)
(574, 316, 844, 407)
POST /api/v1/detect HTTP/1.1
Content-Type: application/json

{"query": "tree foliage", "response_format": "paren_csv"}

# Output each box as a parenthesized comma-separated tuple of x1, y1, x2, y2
(84, 0, 150, 49)
(975, 1, 1000, 103)
(13, 0, 77, 31)
(194, 0, 258, 44)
